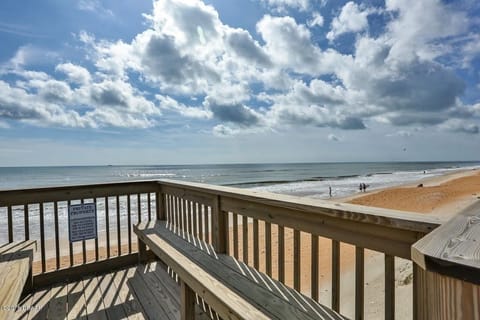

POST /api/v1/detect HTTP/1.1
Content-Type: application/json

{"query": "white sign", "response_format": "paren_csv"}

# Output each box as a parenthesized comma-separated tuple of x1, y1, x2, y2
(69, 203, 97, 242)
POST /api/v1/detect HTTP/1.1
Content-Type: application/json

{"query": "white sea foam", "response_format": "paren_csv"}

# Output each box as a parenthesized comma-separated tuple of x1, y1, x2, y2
(252, 166, 479, 199)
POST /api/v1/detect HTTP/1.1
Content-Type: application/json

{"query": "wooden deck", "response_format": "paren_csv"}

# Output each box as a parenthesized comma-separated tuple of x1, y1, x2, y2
(15, 262, 212, 320)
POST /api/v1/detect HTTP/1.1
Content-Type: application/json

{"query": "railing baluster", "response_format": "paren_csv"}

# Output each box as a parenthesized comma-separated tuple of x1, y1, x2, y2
(294, 230, 301, 291)
(170, 195, 175, 230)
(156, 191, 163, 220)
(127, 195, 132, 254)
(39, 203, 46, 273)
(199, 202, 204, 241)
(24, 204, 29, 241)
(7, 206, 13, 243)
(278, 225, 285, 284)
(174, 196, 179, 234)
(175, 196, 180, 234)
(242, 215, 248, 264)
(105, 197, 110, 259)
(94, 198, 99, 261)
(204, 205, 209, 244)
(68, 200, 74, 267)
(137, 194, 141, 223)
(116, 195, 121, 256)
(178, 198, 183, 234)
(187, 201, 193, 236)
(192, 202, 198, 238)
(265, 222, 272, 277)
(81, 199, 86, 264)
(233, 213, 239, 259)
(311, 234, 319, 301)
(148, 192, 151, 220)
(180, 198, 185, 236)
(180, 198, 185, 235)
(355, 246, 365, 320)
(54, 202, 60, 270)
(385, 254, 395, 320)
(332, 240, 340, 312)
(183, 199, 188, 236)
(253, 218, 259, 270)
(167, 195, 172, 229)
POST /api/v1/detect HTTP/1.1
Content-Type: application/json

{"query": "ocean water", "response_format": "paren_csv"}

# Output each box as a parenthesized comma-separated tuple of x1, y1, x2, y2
(1, 162, 479, 244)
(1, 161, 479, 198)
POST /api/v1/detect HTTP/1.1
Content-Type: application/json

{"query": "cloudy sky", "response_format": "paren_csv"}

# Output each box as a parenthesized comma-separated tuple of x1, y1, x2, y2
(1, 0, 479, 166)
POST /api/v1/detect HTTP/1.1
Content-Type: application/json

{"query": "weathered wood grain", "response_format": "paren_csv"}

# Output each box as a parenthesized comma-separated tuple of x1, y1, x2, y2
(0, 180, 159, 206)
(158, 179, 442, 233)
(0, 240, 36, 320)
(134, 222, 270, 320)
(135, 221, 346, 320)
(414, 265, 480, 320)
(412, 202, 480, 282)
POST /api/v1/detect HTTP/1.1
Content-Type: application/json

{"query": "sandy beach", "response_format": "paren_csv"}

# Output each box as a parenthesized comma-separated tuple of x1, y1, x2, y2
(32, 167, 480, 319)
(346, 168, 480, 218)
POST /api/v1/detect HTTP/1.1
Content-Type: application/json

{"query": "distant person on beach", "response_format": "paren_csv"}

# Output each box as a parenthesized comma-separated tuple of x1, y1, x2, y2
(359, 183, 367, 192)
(329, 186, 332, 198)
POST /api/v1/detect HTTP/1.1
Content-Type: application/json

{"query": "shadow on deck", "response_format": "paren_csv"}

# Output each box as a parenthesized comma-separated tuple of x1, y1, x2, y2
(16, 262, 213, 320)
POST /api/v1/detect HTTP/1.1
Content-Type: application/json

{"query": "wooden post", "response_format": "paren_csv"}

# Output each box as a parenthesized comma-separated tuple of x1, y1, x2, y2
(180, 280, 195, 320)
(211, 195, 228, 254)
(413, 264, 480, 320)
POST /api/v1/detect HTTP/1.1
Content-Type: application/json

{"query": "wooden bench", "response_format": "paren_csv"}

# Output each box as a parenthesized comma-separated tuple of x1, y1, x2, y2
(134, 221, 345, 320)
(0, 240, 36, 320)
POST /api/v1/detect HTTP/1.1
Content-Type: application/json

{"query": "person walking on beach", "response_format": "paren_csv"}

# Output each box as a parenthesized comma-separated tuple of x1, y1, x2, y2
(360, 183, 367, 192)
(329, 186, 332, 198)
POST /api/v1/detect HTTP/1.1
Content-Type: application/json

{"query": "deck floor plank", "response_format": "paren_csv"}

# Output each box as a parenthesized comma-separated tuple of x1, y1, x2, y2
(139, 263, 180, 319)
(110, 268, 146, 320)
(46, 283, 68, 320)
(128, 266, 173, 320)
(97, 272, 128, 320)
(16, 262, 215, 320)
(67, 279, 87, 320)
(27, 287, 52, 320)
(82, 275, 108, 320)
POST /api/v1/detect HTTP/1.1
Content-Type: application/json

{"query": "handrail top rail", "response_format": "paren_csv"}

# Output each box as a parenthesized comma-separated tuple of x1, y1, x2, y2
(412, 201, 480, 283)
(0, 179, 159, 193)
(0, 179, 160, 206)
(158, 179, 444, 233)
(0, 177, 444, 234)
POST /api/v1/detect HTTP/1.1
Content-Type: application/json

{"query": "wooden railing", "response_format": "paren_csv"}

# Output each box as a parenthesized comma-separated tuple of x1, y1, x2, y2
(0, 179, 447, 319)
(158, 179, 443, 320)
(0, 181, 160, 287)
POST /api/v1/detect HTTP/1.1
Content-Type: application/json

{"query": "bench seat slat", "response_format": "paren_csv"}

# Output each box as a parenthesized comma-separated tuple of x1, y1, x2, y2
(0, 240, 36, 320)
(135, 221, 345, 320)
(135, 222, 269, 320)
